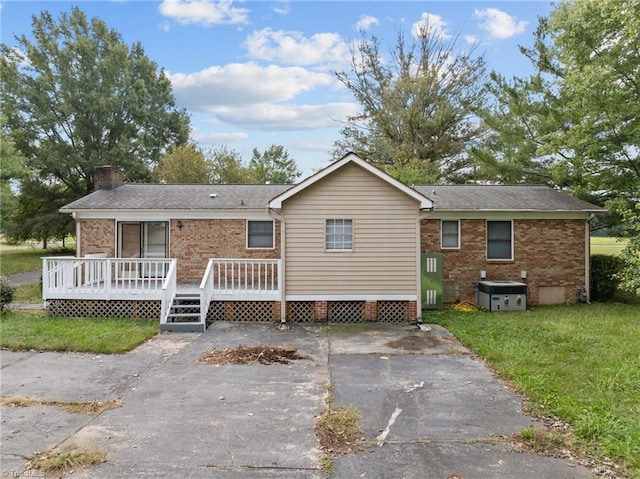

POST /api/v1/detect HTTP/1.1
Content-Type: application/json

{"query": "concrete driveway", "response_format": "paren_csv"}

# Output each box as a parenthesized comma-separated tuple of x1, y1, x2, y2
(1, 322, 597, 478)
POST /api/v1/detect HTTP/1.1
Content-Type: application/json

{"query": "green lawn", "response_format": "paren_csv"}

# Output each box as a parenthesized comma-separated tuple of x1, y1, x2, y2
(14, 282, 43, 303)
(431, 303, 640, 478)
(591, 236, 628, 256)
(0, 244, 75, 276)
(0, 310, 159, 354)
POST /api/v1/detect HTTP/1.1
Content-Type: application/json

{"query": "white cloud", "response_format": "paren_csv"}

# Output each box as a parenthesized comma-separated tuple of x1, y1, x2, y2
(356, 15, 379, 31)
(473, 8, 527, 39)
(210, 102, 360, 131)
(465, 34, 479, 45)
(194, 131, 248, 144)
(412, 12, 451, 40)
(158, 0, 249, 26)
(272, 1, 290, 15)
(244, 28, 349, 66)
(170, 62, 334, 111)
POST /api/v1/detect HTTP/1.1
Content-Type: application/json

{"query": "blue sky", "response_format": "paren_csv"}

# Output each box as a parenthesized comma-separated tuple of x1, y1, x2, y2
(1, 1, 555, 176)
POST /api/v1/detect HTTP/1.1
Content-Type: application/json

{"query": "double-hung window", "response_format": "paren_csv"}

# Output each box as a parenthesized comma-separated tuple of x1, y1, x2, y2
(487, 220, 513, 260)
(326, 219, 353, 251)
(441, 220, 460, 249)
(247, 220, 274, 249)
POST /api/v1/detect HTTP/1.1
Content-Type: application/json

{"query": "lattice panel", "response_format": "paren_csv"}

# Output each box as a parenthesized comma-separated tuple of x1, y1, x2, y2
(232, 301, 275, 322)
(328, 301, 364, 324)
(287, 301, 314, 323)
(378, 301, 409, 323)
(206, 301, 226, 322)
(47, 299, 160, 319)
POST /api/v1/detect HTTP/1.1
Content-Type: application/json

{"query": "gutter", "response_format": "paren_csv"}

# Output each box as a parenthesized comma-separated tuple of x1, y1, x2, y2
(585, 214, 594, 303)
(267, 207, 287, 326)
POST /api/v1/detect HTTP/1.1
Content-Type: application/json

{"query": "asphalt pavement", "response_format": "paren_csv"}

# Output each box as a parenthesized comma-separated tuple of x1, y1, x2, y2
(0, 322, 598, 478)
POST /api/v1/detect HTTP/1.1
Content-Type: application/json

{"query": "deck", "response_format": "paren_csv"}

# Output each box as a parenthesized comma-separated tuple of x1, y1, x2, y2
(42, 257, 282, 329)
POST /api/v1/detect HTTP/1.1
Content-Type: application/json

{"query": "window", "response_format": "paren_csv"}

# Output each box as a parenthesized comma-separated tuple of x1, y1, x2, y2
(326, 219, 353, 251)
(247, 221, 274, 249)
(487, 220, 513, 260)
(441, 220, 460, 249)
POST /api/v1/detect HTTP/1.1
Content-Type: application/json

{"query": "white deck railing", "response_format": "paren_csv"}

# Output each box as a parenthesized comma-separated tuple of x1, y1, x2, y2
(202, 258, 282, 301)
(43, 256, 176, 307)
(160, 260, 178, 325)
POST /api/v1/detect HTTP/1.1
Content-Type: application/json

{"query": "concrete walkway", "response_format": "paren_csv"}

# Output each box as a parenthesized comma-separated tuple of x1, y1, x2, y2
(0, 323, 598, 478)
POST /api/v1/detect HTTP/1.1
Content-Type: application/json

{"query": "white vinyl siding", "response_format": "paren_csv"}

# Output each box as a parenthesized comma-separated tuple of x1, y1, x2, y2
(326, 219, 353, 251)
(487, 220, 513, 260)
(282, 162, 419, 296)
(441, 220, 460, 249)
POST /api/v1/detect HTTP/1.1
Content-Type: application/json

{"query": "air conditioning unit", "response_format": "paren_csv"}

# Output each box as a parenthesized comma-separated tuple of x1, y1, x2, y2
(477, 281, 527, 312)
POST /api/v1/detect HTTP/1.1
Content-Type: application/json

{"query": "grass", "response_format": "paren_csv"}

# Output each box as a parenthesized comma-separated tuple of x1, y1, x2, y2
(28, 446, 106, 474)
(314, 406, 363, 456)
(14, 282, 43, 303)
(0, 310, 159, 353)
(431, 303, 640, 478)
(0, 244, 75, 276)
(1, 396, 122, 415)
(590, 236, 628, 256)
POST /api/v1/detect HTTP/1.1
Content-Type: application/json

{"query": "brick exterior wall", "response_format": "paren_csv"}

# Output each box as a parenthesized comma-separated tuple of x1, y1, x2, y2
(421, 218, 587, 305)
(79, 219, 116, 257)
(170, 219, 281, 282)
(78, 218, 280, 283)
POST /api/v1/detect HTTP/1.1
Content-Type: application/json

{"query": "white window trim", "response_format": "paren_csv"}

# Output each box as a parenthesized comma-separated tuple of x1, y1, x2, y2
(486, 220, 514, 261)
(325, 218, 354, 252)
(441, 219, 460, 249)
(246, 220, 275, 250)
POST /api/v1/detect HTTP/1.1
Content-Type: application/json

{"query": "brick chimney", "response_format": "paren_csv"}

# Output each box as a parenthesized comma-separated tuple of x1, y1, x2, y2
(93, 165, 124, 191)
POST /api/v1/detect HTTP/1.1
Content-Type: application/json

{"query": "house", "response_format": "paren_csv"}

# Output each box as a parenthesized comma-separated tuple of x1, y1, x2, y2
(43, 153, 604, 331)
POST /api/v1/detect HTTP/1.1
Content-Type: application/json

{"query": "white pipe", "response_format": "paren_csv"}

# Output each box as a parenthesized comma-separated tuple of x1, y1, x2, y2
(585, 214, 593, 303)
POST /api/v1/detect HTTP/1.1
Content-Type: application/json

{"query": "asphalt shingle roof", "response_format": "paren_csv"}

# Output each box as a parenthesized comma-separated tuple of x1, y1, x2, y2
(61, 184, 292, 211)
(61, 183, 604, 213)
(412, 185, 604, 212)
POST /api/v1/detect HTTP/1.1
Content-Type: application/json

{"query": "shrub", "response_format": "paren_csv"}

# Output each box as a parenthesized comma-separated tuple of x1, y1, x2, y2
(590, 254, 625, 302)
(0, 276, 16, 311)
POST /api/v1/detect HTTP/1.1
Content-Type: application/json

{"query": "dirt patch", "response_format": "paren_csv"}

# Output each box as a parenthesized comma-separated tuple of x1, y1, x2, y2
(314, 406, 363, 457)
(384, 334, 444, 351)
(199, 345, 309, 365)
(494, 419, 628, 479)
(0, 396, 122, 415)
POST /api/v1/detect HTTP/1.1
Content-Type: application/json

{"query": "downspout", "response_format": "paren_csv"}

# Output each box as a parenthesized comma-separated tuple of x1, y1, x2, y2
(416, 210, 433, 323)
(585, 214, 594, 303)
(72, 212, 81, 257)
(268, 207, 287, 326)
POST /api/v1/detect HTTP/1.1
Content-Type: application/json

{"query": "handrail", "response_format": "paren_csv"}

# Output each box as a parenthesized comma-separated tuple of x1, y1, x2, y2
(43, 257, 175, 300)
(199, 259, 216, 323)
(209, 258, 280, 294)
(160, 259, 177, 324)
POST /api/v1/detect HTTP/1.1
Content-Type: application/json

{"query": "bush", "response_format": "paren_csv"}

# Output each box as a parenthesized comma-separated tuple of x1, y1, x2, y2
(590, 254, 625, 302)
(0, 276, 16, 311)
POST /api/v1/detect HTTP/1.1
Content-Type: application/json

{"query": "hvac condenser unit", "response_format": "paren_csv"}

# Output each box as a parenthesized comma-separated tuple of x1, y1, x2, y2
(477, 281, 527, 312)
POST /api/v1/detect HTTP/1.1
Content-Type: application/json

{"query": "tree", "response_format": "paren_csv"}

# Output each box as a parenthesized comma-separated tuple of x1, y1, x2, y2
(249, 145, 301, 184)
(205, 145, 256, 184)
(476, 0, 640, 292)
(0, 7, 190, 197)
(155, 144, 210, 183)
(4, 178, 74, 248)
(0, 122, 29, 234)
(333, 24, 488, 183)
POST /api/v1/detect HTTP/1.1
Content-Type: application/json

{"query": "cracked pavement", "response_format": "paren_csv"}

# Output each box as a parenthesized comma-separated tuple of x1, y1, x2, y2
(1, 322, 597, 478)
